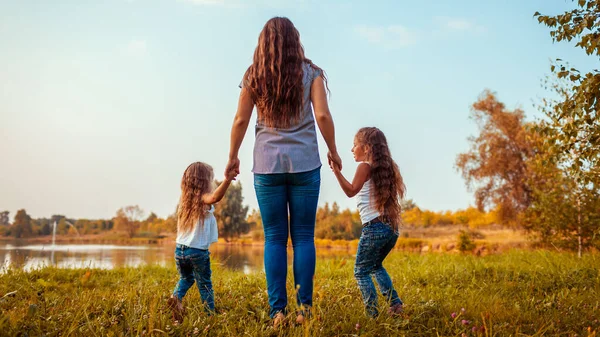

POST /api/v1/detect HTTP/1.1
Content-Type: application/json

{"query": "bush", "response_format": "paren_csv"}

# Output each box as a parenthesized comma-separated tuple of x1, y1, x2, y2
(458, 230, 476, 253)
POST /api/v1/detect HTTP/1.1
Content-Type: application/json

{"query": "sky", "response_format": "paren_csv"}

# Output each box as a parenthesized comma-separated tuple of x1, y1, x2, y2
(0, 0, 597, 220)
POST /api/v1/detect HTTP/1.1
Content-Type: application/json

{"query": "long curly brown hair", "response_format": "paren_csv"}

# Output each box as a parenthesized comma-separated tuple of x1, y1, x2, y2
(356, 127, 406, 230)
(244, 17, 328, 128)
(177, 162, 214, 234)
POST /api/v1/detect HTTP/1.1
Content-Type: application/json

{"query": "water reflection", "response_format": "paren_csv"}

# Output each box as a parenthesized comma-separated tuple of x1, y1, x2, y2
(0, 242, 355, 273)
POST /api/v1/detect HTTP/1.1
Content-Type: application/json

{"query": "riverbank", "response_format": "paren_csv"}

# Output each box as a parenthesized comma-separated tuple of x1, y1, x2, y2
(0, 225, 532, 254)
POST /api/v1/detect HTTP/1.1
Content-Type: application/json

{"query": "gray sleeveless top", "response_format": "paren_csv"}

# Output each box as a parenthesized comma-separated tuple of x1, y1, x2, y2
(241, 62, 323, 174)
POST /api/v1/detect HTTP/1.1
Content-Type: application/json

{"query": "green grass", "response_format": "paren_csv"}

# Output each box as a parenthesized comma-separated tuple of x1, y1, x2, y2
(1, 251, 599, 336)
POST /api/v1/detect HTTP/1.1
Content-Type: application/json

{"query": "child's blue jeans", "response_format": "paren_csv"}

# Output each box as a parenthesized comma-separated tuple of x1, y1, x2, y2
(354, 221, 402, 317)
(172, 244, 214, 313)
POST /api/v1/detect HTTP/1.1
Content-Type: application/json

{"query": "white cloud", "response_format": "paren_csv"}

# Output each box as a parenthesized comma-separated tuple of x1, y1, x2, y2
(355, 25, 385, 43)
(446, 19, 472, 30)
(387, 25, 417, 47)
(437, 17, 487, 35)
(355, 18, 487, 48)
(355, 24, 417, 48)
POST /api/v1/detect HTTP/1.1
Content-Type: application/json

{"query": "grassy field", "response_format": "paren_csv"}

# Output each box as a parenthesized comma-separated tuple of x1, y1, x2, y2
(1, 251, 599, 336)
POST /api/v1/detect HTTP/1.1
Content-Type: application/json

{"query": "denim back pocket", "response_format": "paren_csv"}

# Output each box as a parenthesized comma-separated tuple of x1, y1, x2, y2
(188, 248, 209, 260)
(254, 173, 285, 187)
(362, 222, 393, 248)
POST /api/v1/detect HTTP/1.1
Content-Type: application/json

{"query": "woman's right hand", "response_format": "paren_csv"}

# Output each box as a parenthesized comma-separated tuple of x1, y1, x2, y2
(327, 151, 342, 171)
(225, 166, 238, 181)
(225, 157, 240, 177)
(227, 87, 254, 181)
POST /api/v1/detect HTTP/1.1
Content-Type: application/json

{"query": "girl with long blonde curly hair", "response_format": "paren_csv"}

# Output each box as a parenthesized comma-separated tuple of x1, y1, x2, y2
(167, 162, 237, 322)
(331, 127, 406, 317)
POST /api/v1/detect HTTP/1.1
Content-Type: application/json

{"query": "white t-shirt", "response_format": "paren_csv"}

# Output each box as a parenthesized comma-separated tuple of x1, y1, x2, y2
(355, 166, 381, 224)
(176, 205, 218, 250)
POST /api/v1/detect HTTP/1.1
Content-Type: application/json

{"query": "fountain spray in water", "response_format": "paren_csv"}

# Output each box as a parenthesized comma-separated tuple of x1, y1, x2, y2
(52, 221, 57, 248)
(51, 221, 57, 264)
(50, 221, 80, 264)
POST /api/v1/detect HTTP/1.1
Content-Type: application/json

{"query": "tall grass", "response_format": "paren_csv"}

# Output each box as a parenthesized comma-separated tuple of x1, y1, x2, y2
(1, 251, 599, 336)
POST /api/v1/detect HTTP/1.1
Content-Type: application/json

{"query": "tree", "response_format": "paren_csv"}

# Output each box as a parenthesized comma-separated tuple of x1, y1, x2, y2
(57, 218, 68, 235)
(534, 1, 600, 187)
(455, 91, 535, 225)
(163, 213, 177, 233)
(331, 202, 340, 217)
(314, 203, 362, 240)
(246, 209, 263, 240)
(139, 212, 159, 235)
(401, 199, 416, 212)
(316, 202, 331, 222)
(114, 205, 144, 238)
(524, 147, 600, 252)
(49, 215, 66, 234)
(145, 212, 158, 223)
(0, 211, 9, 226)
(40, 221, 51, 236)
(523, 73, 600, 254)
(30, 218, 51, 236)
(12, 209, 33, 238)
(246, 209, 262, 232)
(214, 181, 250, 241)
(533, 1, 600, 256)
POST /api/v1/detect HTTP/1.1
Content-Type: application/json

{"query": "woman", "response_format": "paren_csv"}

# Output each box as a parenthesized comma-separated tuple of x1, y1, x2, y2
(226, 17, 341, 326)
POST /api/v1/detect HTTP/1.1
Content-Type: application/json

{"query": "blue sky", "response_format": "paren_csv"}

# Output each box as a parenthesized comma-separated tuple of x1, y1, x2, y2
(0, 0, 596, 220)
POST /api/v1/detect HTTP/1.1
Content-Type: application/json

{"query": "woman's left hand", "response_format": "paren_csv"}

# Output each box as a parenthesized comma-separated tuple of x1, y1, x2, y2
(327, 151, 342, 171)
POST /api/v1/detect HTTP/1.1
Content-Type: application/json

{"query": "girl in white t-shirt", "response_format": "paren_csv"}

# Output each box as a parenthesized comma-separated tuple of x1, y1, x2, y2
(331, 127, 406, 317)
(168, 162, 237, 322)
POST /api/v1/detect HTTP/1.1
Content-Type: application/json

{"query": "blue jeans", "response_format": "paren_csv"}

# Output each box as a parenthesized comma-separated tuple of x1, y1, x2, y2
(172, 244, 214, 313)
(254, 167, 320, 318)
(354, 221, 402, 317)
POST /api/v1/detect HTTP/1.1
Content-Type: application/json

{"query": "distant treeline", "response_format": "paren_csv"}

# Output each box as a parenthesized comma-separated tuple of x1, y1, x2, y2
(0, 197, 501, 242)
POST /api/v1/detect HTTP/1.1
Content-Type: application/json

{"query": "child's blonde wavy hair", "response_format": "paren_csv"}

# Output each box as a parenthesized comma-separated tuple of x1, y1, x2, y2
(177, 162, 214, 234)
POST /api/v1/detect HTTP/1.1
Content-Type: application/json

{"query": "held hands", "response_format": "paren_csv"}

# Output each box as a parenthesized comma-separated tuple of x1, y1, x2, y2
(225, 167, 238, 181)
(327, 151, 342, 172)
(330, 161, 341, 174)
(225, 157, 240, 181)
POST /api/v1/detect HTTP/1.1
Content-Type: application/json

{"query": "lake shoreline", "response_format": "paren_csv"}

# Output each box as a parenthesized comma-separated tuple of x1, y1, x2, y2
(0, 224, 535, 255)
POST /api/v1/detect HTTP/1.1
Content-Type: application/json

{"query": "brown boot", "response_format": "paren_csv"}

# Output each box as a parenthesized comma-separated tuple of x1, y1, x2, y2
(167, 295, 185, 322)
